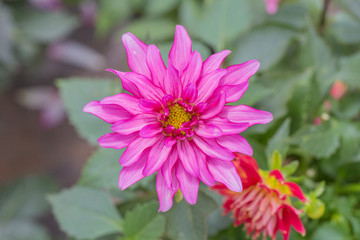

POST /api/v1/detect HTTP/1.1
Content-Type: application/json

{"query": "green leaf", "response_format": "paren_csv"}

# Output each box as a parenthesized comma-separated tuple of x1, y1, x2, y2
(163, 190, 217, 240)
(78, 148, 124, 190)
(313, 181, 326, 197)
(231, 26, 295, 71)
(268, 3, 307, 30)
(145, 0, 179, 16)
(282, 160, 299, 177)
(291, 123, 340, 158)
(18, 10, 79, 43)
(300, 22, 336, 95)
(333, 0, 360, 21)
(0, 220, 50, 240)
(311, 223, 351, 240)
(48, 187, 123, 239)
(179, 0, 252, 51)
(206, 209, 232, 236)
(57, 78, 121, 144)
(0, 176, 57, 222)
(96, 0, 131, 37)
(287, 69, 314, 133)
(337, 121, 360, 162)
(245, 137, 267, 169)
(332, 13, 360, 44)
(270, 150, 282, 170)
(339, 51, 360, 89)
(255, 71, 304, 118)
(123, 202, 165, 240)
(229, 82, 273, 106)
(266, 118, 290, 160)
(121, 18, 177, 43)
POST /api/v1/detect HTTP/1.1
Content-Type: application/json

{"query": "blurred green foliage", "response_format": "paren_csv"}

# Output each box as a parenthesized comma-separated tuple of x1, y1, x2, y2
(1, 0, 360, 239)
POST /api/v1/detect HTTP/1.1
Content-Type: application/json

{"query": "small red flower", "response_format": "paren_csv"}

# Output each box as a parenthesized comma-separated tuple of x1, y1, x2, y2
(330, 80, 348, 100)
(212, 154, 306, 240)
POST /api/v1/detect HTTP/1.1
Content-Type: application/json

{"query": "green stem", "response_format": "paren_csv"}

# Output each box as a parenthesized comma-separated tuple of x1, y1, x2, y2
(319, 0, 331, 35)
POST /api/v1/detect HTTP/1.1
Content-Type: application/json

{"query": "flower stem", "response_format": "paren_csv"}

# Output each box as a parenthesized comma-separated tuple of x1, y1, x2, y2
(319, 0, 331, 35)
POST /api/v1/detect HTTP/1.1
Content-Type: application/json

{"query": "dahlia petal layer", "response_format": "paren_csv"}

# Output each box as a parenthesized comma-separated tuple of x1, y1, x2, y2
(83, 25, 273, 212)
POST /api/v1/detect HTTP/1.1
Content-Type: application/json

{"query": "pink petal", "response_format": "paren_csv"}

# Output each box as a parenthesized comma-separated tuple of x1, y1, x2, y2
(215, 81, 249, 103)
(83, 101, 132, 124)
(119, 72, 164, 101)
(192, 135, 235, 161)
(139, 123, 163, 138)
(200, 91, 226, 119)
(182, 83, 198, 103)
(106, 69, 141, 98)
(269, 169, 285, 181)
(194, 122, 222, 138)
(163, 59, 181, 99)
(157, 170, 178, 212)
(219, 60, 260, 86)
(192, 145, 215, 186)
(216, 134, 253, 156)
(201, 50, 231, 76)
(176, 162, 199, 204)
(219, 105, 273, 126)
(119, 134, 162, 166)
(207, 158, 243, 192)
(181, 51, 202, 86)
(196, 69, 227, 103)
(285, 182, 307, 202)
(111, 114, 158, 135)
(281, 204, 306, 234)
(161, 148, 179, 189)
(169, 25, 192, 72)
(147, 44, 166, 88)
(177, 139, 199, 177)
(101, 93, 142, 115)
(98, 132, 137, 149)
(118, 149, 149, 190)
(143, 137, 173, 176)
(122, 32, 151, 78)
(205, 117, 249, 135)
(138, 99, 162, 112)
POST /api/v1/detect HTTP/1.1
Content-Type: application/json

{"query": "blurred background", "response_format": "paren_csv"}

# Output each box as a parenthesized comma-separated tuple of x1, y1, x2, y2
(0, 0, 360, 239)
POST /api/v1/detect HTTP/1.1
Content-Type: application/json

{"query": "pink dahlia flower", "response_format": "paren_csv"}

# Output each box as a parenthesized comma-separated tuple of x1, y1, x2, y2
(83, 25, 273, 212)
(212, 154, 306, 240)
(264, 0, 281, 15)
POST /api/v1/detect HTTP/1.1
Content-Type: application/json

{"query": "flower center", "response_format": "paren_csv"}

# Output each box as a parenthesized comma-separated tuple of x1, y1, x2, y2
(259, 170, 292, 196)
(164, 103, 192, 129)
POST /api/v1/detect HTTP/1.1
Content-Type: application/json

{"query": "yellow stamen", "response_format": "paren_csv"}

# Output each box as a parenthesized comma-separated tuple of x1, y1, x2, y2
(259, 170, 292, 195)
(164, 104, 192, 129)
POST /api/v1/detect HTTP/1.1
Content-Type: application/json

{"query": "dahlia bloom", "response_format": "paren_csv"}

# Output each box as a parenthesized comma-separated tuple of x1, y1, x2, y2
(264, 0, 281, 15)
(212, 154, 306, 240)
(83, 25, 273, 211)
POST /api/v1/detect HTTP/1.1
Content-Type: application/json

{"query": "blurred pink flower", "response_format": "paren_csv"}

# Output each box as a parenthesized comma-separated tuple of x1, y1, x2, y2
(16, 86, 65, 129)
(48, 41, 106, 71)
(29, 0, 62, 11)
(264, 0, 281, 14)
(313, 117, 322, 126)
(79, 0, 97, 26)
(330, 80, 348, 100)
(84, 25, 273, 211)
